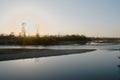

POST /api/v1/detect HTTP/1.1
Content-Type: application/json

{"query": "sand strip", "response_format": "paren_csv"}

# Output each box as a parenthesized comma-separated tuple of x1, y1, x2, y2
(0, 49, 95, 61)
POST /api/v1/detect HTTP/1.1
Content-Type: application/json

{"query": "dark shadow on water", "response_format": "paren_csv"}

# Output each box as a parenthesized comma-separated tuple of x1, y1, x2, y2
(0, 49, 95, 62)
(118, 56, 120, 59)
(108, 49, 120, 51)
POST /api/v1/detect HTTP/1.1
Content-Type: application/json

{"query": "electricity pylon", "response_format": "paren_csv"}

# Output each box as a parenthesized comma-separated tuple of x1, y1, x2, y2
(36, 24, 40, 37)
(21, 22, 26, 37)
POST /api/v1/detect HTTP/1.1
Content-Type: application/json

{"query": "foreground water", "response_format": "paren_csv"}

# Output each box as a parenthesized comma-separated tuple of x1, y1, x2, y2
(0, 43, 120, 80)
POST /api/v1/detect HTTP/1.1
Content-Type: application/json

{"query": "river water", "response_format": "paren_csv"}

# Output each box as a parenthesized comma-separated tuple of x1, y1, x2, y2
(0, 43, 120, 80)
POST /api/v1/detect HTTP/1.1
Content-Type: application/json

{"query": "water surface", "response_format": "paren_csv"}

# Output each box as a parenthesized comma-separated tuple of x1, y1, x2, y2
(0, 43, 120, 80)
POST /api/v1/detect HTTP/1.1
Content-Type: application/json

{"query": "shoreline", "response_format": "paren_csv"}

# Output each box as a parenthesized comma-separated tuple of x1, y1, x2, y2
(0, 49, 95, 61)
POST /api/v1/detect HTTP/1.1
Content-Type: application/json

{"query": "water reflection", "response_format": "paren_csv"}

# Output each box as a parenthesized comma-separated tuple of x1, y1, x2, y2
(118, 56, 120, 80)
(0, 45, 44, 49)
(0, 44, 120, 80)
(34, 58, 40, 63)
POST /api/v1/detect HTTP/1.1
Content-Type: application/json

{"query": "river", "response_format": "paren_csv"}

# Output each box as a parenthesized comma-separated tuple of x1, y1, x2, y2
(0, 43, 120, 80)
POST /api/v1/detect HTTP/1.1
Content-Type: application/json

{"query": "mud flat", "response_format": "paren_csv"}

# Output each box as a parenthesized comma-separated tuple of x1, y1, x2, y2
(0, 49, 95, 61)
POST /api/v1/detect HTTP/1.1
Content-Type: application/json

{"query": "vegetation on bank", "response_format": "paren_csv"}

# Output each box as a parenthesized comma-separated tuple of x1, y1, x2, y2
(91, 37, 120, 43)
(0, 34, 91, 45)
(0, 33, 120, 45)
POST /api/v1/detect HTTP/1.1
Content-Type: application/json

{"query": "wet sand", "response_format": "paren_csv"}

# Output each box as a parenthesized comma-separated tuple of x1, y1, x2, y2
(0, 49, 95, 61)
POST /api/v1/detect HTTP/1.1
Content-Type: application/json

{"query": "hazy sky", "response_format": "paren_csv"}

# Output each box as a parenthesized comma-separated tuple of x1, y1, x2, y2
(0, 0, 120, 37)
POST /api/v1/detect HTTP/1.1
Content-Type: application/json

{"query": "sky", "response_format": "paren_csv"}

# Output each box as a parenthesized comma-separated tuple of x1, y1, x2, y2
(0, 0, 120, 37)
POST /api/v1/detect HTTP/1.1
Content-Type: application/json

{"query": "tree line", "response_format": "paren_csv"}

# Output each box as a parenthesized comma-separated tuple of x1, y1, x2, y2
(0, 33, 91, 45)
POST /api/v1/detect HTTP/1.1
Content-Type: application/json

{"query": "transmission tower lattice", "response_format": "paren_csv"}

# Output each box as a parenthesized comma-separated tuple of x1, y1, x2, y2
(21, 22, 26, 37)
